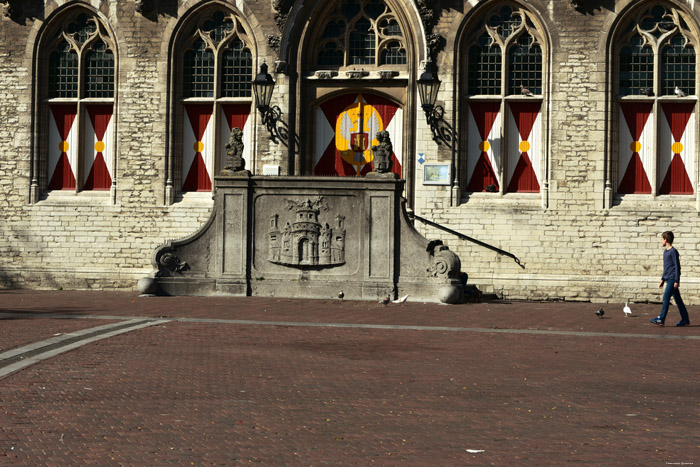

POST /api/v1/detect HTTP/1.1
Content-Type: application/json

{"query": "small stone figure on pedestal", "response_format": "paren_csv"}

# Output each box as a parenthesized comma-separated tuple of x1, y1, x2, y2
(221, 127, 247, 174)
(370, 130, 395, 177)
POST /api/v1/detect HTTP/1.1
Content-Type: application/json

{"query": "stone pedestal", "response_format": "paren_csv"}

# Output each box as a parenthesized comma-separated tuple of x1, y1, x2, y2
(147, 176, 463, 303)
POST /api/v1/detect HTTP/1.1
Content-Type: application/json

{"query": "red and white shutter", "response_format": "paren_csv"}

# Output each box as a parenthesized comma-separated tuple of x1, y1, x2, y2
(618, 102, 653, 194)
(314, 93, 402, 177)
(183, 104, 214, 191)
(83, 104, 113, 190)
(659, 103, 694, 194)
(507, 102, 541, 192)
(220, 104, 251, 171)
(48, 104, 78, 190)
(466, 101, 501, 192)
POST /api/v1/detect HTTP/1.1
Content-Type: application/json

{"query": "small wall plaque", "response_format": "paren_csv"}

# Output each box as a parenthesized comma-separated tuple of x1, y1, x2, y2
(263, 165, 281, 176)
(422, 163, 451, 186)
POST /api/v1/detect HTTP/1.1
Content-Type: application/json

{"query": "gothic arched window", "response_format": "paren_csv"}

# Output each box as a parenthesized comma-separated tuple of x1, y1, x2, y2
(314, 0, 407, 68)
(615, 4, 698, 196)
(179, 9, 254, 193)
(463, 4, 546, 194)
(44, 10, 116, 192)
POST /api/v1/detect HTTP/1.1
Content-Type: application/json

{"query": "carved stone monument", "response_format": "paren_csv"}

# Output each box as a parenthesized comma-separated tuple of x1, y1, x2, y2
(145, 176, 463, 303)
(371, 131, 393, 174)
(221, 127, 246, 174)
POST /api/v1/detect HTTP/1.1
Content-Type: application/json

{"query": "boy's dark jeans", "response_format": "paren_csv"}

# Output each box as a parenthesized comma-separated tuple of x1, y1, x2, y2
(659, 281, 690, 323)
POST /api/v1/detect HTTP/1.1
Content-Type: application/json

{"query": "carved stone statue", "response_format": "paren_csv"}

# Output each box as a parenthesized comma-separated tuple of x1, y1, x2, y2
(223, 127, 245, 173)
(371, 130, 393, 173)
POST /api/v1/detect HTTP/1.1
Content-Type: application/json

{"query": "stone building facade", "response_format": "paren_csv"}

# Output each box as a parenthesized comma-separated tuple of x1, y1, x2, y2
(1, 0, 700, 303)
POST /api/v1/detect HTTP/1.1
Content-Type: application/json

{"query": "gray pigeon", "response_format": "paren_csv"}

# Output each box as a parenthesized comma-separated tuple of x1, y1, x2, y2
(380, 295, 390, 306)
(675, 86, 686, 97)
(595, 308, 605, 319)
(640, 87, 654, 96)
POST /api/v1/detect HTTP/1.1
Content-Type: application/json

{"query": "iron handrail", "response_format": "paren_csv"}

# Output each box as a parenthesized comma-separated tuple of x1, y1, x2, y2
(410, 213, 525, 268)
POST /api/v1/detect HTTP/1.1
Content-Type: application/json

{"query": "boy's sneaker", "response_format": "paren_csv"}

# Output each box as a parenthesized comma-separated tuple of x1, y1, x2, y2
(650, 317, 665, 326)
(675, 320, 690, 327)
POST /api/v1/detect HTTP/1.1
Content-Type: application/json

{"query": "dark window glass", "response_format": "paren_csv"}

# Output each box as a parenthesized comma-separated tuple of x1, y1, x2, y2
(365, 0, 385, 19)
(318, 42, 344, 66)
(184, 39, 215, 98)
(66, 13, 97, 46)
(221, 39, 253, 98)
(468, 33, 502, 95)
(380, 41, 406, 65)
(341, 0, 361, 21)
(322, 20, 346, 39)
(619, 35, 654, 96)
(84, 41, 114, 98)
(349, 18, 375, 65)
(661, 34, 695, 96)
(488, 6, 518, 39)
(508, 32, 542, 95)
(203, 10, 234, 45)
(379, 19, 402, 37)
(49, 41, 78, 98)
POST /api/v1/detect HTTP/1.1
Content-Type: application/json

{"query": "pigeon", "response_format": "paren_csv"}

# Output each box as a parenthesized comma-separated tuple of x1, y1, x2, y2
(675, 86, 686, 97)
(485, 184, 498, 193)
(623, 301, 632, 317)
(338, 291, 344, 301)
(380, 295, 390, 306)
(595, 308, 605, 319)
(392, 294, 409, 304)
(640, 87, 654, 97)
(520, 84, 534, 96)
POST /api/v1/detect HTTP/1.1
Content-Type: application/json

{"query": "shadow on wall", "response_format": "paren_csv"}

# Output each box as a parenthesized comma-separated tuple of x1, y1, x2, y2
(571, 0, 615, 16)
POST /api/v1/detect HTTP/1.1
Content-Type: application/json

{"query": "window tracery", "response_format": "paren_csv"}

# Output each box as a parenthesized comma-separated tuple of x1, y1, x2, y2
(182, 10, 253, 98)
(467, 4, 543, 96)
(614, 4, 699, 197)
(618, 4, 697, 97)
(314, 0, 406, 68)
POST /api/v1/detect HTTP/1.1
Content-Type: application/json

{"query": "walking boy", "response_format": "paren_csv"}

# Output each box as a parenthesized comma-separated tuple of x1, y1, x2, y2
(650, 231, 691, 327)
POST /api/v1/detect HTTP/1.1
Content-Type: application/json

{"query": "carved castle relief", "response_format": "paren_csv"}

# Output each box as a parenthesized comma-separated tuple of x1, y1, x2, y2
(268, 197, 346, 268)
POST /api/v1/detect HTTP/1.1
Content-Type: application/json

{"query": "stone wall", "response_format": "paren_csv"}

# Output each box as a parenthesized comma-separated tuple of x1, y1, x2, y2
(2, 0, 700, 304)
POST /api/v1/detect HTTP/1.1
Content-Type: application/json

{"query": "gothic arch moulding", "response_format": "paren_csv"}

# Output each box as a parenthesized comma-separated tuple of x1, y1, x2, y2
(454, 1, 552, 205)
(31, 3, 119, 203)
(165, 1, 261, 204)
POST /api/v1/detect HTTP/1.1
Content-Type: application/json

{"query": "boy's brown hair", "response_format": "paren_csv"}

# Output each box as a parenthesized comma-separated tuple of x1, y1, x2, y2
(662, 231, 674, 244)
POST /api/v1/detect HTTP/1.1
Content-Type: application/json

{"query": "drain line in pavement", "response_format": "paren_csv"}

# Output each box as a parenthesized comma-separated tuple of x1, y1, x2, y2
(0, 318, 169, 379)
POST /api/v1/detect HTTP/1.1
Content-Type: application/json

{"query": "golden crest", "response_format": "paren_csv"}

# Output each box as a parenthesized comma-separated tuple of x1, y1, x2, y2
(335, 94, 384, 176)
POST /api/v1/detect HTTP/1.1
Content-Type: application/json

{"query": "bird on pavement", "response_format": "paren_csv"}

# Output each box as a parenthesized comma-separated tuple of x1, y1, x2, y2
(675, 86, 686, 97)
(380, 295, 390, 306)
(520, 84, 534, 96)
(338, 291, 344, 301)
(595, 308, 605, 319)
(392, 294, 409, 304)
(623, 301, 632, 317)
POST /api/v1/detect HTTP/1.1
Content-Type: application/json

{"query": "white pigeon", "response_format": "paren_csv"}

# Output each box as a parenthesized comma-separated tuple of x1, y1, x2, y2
(623, 301, 632, 317)
(520, 84, 533, 96)
(392, 294, 409, 304)
(675, 86, 686, 97)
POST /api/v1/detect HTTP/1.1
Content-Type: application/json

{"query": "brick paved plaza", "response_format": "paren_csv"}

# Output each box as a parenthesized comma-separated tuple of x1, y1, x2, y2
(1, 290, 699, 465)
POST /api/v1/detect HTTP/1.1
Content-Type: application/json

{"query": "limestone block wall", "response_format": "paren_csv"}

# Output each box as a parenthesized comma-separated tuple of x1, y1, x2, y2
(2, 0, 700, 304)
(413, 0, 700, 304)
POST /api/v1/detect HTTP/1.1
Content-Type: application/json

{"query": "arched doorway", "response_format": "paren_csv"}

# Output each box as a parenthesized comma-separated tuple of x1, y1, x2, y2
(313, 92, 403, 177)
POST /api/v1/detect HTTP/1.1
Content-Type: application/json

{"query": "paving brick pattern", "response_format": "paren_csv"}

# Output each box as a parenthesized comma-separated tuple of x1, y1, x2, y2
(1, 291, 699, 465)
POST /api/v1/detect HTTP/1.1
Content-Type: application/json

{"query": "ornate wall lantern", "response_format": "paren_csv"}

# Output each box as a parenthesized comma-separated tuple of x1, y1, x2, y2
(417, 62, 452, 145)
(253, 63, 275, 120)
(417, 61, 441, 117)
